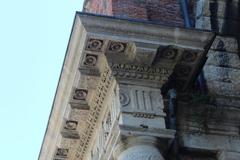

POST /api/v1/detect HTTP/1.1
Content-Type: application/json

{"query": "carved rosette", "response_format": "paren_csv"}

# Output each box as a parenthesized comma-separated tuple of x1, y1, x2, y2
(86, 39, 104, 52)
(73, 89, 88, 100)
(64, 120, 78, 130)
(181, 51, 197, 63)
(61, 120, 80, 139)
(108, 41, 127, 53)
(160, 47, 178, 60)
(83, 54, 98, 66)
(54, 148, 69, 159)
(69, 88, 89, 109)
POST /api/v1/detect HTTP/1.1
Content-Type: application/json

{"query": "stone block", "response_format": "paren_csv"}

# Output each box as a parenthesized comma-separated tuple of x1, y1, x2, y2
(218, 151, 240, 160)
(179, 133, 240, 152)
(196, 16, 240, 36)
(197, 0, 240, 20)
(119, 84, 165, 116)
(206, 80, 240, 98)
(215, 97, 240, 108)
(203, 65, 240, 83)
(211, 36, 238, 53)
(206, 51, 240, 69)
(61, 120, 80, 139)
(119, 113, 166, 129)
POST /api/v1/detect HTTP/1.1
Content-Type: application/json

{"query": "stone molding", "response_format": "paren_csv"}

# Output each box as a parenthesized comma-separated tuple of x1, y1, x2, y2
(75, 65, 115, 160)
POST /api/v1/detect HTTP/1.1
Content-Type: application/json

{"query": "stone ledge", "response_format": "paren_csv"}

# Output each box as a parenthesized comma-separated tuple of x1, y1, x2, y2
(179, 133, 240, 153)
(119, 125, 175, 139)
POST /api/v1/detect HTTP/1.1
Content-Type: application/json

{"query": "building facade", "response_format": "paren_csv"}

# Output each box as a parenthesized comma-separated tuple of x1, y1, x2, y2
(39, 0, 240, 160)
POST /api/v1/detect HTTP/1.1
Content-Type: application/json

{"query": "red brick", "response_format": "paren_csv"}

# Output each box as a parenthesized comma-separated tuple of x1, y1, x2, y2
(84, 0, 186, 26)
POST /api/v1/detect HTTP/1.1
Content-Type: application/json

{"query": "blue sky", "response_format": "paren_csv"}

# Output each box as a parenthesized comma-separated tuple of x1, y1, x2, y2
(0, 0, 84, 159)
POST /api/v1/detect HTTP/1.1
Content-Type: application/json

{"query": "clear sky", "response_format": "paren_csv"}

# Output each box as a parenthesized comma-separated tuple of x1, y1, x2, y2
(0, 0, 84, 159)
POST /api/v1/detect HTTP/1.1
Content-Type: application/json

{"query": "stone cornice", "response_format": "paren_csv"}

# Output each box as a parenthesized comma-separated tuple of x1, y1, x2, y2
(78, 12, 214, 50)
(39, 15, 88, 160)
(39, 12, 215, 160)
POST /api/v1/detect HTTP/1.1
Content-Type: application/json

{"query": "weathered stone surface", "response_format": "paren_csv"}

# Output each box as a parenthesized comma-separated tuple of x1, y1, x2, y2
(203, 65, 240, 83)
(210, 36, 238, 53)
(218, 151, 240, 160)
(196, 0, 240, 20)
(215, 97, 240, 108)
(178, 102, 240, 137)
(179, 133, 240, 153)
(206, 80, 240, 98)
(61, 120, 80, 139)
(206, 51, 240, 68)
(196, 16, 239, 35)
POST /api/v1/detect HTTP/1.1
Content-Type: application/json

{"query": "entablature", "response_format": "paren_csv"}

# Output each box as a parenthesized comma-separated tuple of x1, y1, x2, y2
(39, 12, 215, 160)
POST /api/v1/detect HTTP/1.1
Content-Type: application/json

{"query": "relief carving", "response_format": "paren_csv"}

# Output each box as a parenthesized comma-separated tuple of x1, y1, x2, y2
(108, 41, 127, 53)
(55, 148, 69, 158)
(83, 54, 98, 66)
(73, 89, 88, 100)
(125, 153, 162, 160)
(61, 120, 80, 139)
(181, 51, 198, 62)
(119, 85, 164, 116)
(160, 48, 178, 60)
(86, 39, 104, 52)
(119, 92, 130, 106)
(132, 112, 155, 119)
(75, 66, 114, 160)
(110, 63, 169, 74)
(64, 120, 78, 130)
(110, 63, 170, 82)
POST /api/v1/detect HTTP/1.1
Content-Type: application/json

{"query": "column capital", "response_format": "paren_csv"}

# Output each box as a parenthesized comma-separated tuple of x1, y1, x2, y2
(113, 136, 165, 160)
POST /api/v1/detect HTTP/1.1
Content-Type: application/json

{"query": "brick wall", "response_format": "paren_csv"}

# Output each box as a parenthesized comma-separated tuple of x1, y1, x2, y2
(84, 0, 113, 15)
(84, 0, 186, 26)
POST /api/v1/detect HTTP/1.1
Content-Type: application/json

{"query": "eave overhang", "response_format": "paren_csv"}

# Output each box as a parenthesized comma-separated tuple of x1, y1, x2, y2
(39, 12, 215, 160)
